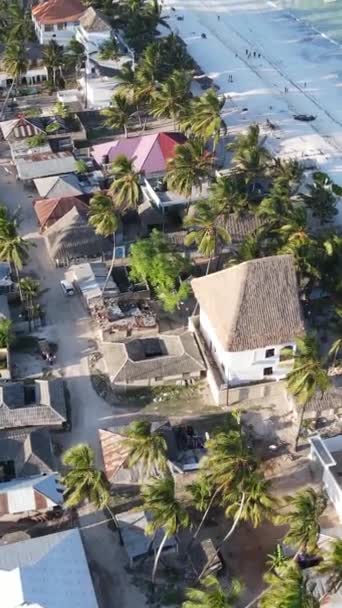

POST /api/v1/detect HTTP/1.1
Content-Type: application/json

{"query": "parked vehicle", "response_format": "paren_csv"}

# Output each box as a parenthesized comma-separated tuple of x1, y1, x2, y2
(60, 280, 74, 296)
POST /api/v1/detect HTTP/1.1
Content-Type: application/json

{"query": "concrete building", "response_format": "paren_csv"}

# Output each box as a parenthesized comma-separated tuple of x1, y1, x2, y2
(32, 0, 86, 46)
(310, 435, 342, 523)
(191, 255, 305, 404)
(76, 7, 112, 55)
(0, 473, 63, 516)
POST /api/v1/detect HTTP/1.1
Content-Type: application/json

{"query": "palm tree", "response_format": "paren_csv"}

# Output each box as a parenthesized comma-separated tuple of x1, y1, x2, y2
(0, 220, 30, 299)
(286, 334, 331, 406)
(109, 155, 142, 211)
(121, 420, 168, 477)
(98, 37, 120, 61)
(166, 139, 214, 202)
(0, 319, 14, 348)
(1, 41, 28, 118)
(223, 470, 274, 528)
(286, 334, 331, 449)
(276, 488, 327, 555)
(319, 538, 342, 595)
(229, 124, 271, 184)
(226, 229, 265, 267)
(260, 561, 319, 608)
(328, 307, 342, 367)
(271, 157, 303, 193)
(101, 93, 135, 138)
(184, 200, 231, 274)
(141, 475, 190, 584)
(151, 69, 192, 127)
(62, 444, 110, 509)
(209, 175, 248, 220)
(88, 193, 119, 293)
(184, 89, 225, 149)
(187, 474, 218, 541)
(116, 61, 139, 102)
(302, 175, 338, 224)
(42, 40, 64, 87)
(183, 575, 242, 608)
(65, 37, 85, 75)
(19, 277, 40, 331)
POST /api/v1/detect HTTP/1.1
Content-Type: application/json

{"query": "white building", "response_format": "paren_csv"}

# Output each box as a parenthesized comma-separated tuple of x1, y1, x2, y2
(78, 74, 120, 109)
(76, 7, 112, 56)
(310, 435, 342, 523)
(32, 0, 86, 46)
(191, 255, 305, 399)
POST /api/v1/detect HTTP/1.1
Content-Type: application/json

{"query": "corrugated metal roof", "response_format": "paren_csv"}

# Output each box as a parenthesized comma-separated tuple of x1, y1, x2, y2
(0, 473, 63, 514)
(16, 152, 76, 181)
(0, 528, 98, 608)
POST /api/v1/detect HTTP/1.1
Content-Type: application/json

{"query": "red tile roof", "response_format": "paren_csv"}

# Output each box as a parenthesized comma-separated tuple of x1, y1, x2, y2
(34, 197, 88, 230)
(32, 0, 85, 25)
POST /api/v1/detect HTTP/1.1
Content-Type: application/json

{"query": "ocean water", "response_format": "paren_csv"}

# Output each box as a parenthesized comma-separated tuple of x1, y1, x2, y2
(276, 0, 342, 44)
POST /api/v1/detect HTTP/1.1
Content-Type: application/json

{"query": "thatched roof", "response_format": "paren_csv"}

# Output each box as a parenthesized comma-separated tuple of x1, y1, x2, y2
(45, 206, 112, 264)
(192, 255, 305, 351)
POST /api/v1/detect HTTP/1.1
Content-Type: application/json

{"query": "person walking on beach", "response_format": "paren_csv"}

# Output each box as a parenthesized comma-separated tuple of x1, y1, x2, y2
(217, 14, 220, 20)
(253, 51, 256, 57)
(246, 49, 248, 55)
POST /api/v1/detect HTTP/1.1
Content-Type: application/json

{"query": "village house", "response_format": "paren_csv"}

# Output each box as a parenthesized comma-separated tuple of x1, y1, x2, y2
(92, 132, 187, 178)
(45, 206, 112, 267)
(76, 6, 113, 56)
(32, 0, 86, 46)
(99, 418, 207, 486)
(0, 379, 67, 431)
(0, 528, 99, 607)
(102, 333, 206, 390)
(0, 429, 56, 481)
(190, 255, 305, 404)
(0, 473, 63, 517)
(0, 42, 47, 91)
(116, 509, 177, 568)
(33, 171, 103, 199)
(310, 434, 342, 523)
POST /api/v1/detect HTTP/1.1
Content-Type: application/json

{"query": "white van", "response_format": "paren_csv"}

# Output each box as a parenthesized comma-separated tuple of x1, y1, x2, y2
(60, 280, 75, 296)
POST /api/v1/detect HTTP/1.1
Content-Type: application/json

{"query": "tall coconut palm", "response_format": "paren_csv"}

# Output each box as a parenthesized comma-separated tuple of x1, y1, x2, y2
(88, 193, 119, 294)
(260, 561, 319, 608)
(184, 89, 225, 149)
(166, 139, 214, 202)
(184, 200, 231, 274)
(183, 575, 242, 608)
(42, 40, 64, 87)
(187, 474, 218, 541)
(301, 174, 338, 225)
(142, 474, 190, 584)
(319, 538, 342, 595)
(1, 41, 28, 118)
(19, 277, 40, 332)
(229, 123, 271, 184)
(151, 69, 192, 126)
(209, 175, 248, 220)
(0, 220, 30, 299)
(101, 93, 135, 138)
(223, 470, 274, 529)
(109, 155, 142, 211)
(121, 420, 168, 477)
(116, 61, 138, 102)
(328, 307, 342, 367)
(98, 37, 120, 61)
(276, 488, 327, 555)
(287, 334, 331, 449)
(62, 444, 110, 509)
(65, 37, 85, 76)
(226, 229, 265, 267)
(286, 334, 331, 407)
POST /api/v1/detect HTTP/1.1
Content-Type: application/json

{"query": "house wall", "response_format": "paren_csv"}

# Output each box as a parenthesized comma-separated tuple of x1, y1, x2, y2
(310, 436, 342, 522)
(0, 68, 47, 89)
(76, 25, 111, 54)
(114, 370, 202, 389)
(199, 308, 295, 386)
(33, 17, 81, 45)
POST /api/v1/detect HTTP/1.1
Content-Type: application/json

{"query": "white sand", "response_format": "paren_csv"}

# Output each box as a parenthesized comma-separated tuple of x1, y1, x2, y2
(163, 0, 342, 221)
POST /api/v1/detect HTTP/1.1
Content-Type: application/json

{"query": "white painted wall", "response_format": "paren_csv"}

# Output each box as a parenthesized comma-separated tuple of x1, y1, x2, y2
(199, 308, 295, 385)
(76, 25, 111, 55)
(310, 436, 342, 522)
(33, 18, 81, 46)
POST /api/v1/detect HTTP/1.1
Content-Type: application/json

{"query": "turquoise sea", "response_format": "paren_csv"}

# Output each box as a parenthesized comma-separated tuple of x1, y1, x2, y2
(277, 0, 342, 44)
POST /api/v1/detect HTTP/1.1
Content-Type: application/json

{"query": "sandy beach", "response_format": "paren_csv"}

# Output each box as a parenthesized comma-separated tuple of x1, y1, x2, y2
(163, 0, 342, 222)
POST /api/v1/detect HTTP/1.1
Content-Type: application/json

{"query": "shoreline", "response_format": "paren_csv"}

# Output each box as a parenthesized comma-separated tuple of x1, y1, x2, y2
(267, 0, 341, 48)
(164, 0, 342, 222)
